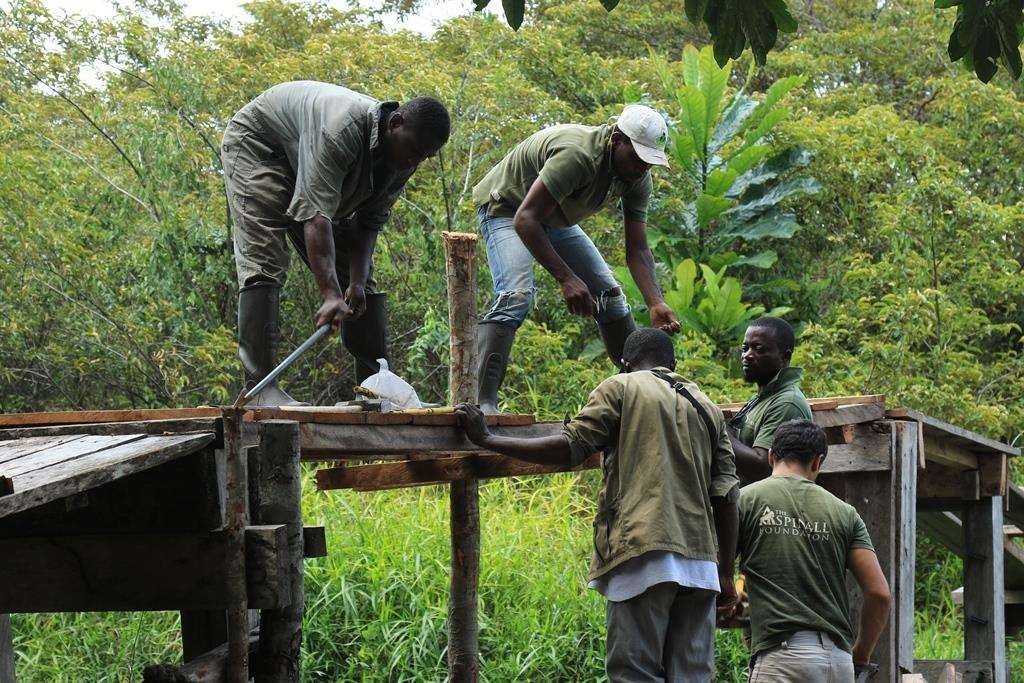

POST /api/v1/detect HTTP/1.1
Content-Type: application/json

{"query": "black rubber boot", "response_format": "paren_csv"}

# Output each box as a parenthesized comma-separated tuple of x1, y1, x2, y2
(476, 322, 516, 414)
(342, 291, 389, 385)
(238, 285, 306, 407)
(598, 313, 638, 371)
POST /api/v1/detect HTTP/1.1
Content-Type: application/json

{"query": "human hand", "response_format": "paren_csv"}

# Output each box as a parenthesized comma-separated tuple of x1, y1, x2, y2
(314, 294, 351, 331)
(454, 403, 490, 445)
(716, 577, 739, 621)
(345, 283, 367, 319)
(649, 301, 681, 334)
(559, 276, 596, 317)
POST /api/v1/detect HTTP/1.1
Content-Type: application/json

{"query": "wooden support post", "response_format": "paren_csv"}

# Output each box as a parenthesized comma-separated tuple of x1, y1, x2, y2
(222, 407, 249, 683)
(443, 231, 480, 682)
(251, 420, 303, 682)
(0, 614, 15, 683)
(963, 496, 1006, 683)
(893, 421, 917, 674)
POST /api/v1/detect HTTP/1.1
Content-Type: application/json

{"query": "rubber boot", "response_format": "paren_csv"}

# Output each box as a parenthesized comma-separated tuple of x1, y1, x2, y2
(342, 291, 389, 385)
(238, 285, 306, 407)
(598, 313, 638, 371)
(476, 322, 516, 414)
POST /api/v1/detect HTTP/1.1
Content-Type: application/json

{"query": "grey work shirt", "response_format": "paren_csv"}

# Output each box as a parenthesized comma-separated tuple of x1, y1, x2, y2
(229, 81, 412, 231)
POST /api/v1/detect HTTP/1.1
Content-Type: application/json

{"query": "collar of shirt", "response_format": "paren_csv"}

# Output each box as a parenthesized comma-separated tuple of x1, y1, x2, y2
(757, 366, 804, 399)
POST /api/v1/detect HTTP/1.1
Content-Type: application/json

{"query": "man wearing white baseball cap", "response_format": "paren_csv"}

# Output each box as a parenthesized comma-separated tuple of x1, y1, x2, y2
(471, 104, 680, 412)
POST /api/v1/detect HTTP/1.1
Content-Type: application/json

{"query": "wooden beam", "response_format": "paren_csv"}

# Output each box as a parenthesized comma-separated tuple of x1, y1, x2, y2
(317, 453, 603, 491)
(443, 230, 480, 683)
(963, 496, 1006, 683)
(0, 407, 222, 429)
(251, 420, 304, 682)
(144, 632, 260, 683)
(912, 660, 993, 683)
(0, 614, 14, 683)
(918, 462, 977, 500)
(718, 394, 885, 413)
(923, 433, 979, 470)
(894, 421, 918, 673)
(886, 408, 1019, 457)
(0, 417, 223, 445)
(248, 408, 533, 427)
(0, 526, 289, 613)
(978, 454, 1007, 497)
(221, 407, 248, 683)
(812, 403, 885, 428)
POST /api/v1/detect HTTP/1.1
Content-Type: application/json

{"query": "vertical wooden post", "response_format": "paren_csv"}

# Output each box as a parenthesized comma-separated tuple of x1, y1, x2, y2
(252, 420, 304, 683)
(0, 614, 15, 683)
(963, 495, 1006, 683)
(223, 407, 250, 683)
(443, 231, 480, 682)
(893, 421, 917, 674)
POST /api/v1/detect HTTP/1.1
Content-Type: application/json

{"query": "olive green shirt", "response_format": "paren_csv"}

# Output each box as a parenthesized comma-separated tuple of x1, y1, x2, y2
(731, 367, 813, 451)
(739, 475, 875, 656)
(472, 123, 653, 228)
(562, 369, 740, 581)
(230, 81, 413, 231)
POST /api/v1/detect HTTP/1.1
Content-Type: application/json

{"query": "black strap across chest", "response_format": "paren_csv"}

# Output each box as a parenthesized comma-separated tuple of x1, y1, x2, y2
(651, 370, 718, 454)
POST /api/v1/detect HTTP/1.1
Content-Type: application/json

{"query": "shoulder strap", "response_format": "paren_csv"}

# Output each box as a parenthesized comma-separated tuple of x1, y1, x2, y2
(652, 370, 718, 455)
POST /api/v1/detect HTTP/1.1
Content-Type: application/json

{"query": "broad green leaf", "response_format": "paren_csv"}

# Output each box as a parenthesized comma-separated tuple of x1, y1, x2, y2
(696, 193, 733, 229)
(727, 147, 813, 198)
(996, 16, 1023, 80)
(743, 107, 788, 146)
(740, 75, 805, 139)
(723, 143, 770, 177)
(679, 87, 708, 159)
(723, 176, 822, 224)
(731, 249, 778, 268)
(599, 0, 621, 10)
(740, 1, 776, 65)
(706, 168, 738, 196)
(718, 210, 800, 241)
(671, 129, 696, 167)
(699, 45, 731, 129)
(682, 45, 702, 88)
(673, 258, 698, 308)
(764, 0, 798, 33)
(684, 0, 710, 25)
(502, 0, 525, 30)
(709, 94, 758, 157)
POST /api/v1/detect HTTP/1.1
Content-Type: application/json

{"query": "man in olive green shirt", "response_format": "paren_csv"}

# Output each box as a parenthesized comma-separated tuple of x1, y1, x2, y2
(222, 81, 450, 405)
(456, 328, 739, 681)
(471, 105, 681, 413)
(737, 420, 891, 682)
(728, 316, 813, 482)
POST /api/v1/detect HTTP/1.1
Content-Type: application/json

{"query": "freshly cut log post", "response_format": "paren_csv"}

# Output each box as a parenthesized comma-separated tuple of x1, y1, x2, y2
(443, 231, 480, 682)
(222, 407, 249, 683)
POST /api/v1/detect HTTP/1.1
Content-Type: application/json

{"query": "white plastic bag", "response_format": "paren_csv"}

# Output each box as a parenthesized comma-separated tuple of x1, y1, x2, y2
(359, 359, 423, 410)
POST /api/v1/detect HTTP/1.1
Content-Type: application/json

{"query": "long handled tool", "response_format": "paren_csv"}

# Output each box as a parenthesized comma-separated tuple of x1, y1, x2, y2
(235, 324, 331, 408)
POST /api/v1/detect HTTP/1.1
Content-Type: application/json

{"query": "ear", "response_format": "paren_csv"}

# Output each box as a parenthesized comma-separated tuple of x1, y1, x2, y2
(767, 449, 776, 468)
(388, 111, 404, 130)
(810, 453, 824, 473)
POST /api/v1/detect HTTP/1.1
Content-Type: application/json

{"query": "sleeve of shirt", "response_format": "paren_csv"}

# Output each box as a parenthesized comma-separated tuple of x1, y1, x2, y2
(352, 168, 414, 232)
(847, 507, 875, 552)
(286, 128, 358, 224)
(537, 148, 592, 205)
(751, 400, 810, 450)
(710, 406, 740, 501)
(620, 172, 652, 223)
(561, 377, 623, 467)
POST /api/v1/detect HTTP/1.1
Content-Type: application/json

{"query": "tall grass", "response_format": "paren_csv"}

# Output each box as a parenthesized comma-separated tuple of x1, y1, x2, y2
(9, 472, 1023, 681)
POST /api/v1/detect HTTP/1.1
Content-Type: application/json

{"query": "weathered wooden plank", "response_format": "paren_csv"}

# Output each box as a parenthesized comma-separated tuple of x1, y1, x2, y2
(918, 463, 973, 500)
(894, 421, 918, 673)
(912, 660, 992, 683)
(298, 422, 561, 458)
(0, 434, 145, 478)
(317, 452, 603, 491)
(0, 435, 87, 464)
(0, 433, 214, 519)
(963, 497, 1006, 683)
(887, 408, 1019, 457)
(250, 407, 533, 427)
(0, 418, 223, 445)
(718, 394, 885, 413)
(812, 403, 886, 429)
(977, 454, 1007, 497)
(0, 614, 14, 683)
(0, 407, 223, 429)
(0, 526, 288, 613)
(922, 434, 979, 471)
(144, 632, 259, 683)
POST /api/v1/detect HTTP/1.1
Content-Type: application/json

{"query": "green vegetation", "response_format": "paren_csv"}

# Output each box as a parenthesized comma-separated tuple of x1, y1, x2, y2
(1, 0, 1022, 679)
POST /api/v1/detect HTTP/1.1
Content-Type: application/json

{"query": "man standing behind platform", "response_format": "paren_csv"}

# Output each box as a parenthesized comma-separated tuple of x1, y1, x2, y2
(727, 317, 812, 482)
(738, 419, 891, 682)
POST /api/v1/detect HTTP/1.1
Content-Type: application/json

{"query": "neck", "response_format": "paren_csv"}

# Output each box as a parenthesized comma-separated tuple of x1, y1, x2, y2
(771, 460, 813, 480)
(756, 364, 788, 390)
(629, 361, 671, 372)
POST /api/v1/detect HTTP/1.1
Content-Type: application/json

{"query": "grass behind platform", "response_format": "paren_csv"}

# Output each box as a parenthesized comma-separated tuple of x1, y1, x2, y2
(9, 471, 1024, 681)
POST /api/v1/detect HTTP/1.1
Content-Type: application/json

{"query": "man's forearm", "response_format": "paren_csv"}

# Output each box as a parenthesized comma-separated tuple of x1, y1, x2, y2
(478, 432, 573, 467)
(626, 245, 663, 306)
(304, 216, 343, 297)
(514, 212, 575, 283)
(852, 591, 891, 664)
(729, 434, 771, 481)
(712, 496, 739, 578)
(347, 227, 378, 287)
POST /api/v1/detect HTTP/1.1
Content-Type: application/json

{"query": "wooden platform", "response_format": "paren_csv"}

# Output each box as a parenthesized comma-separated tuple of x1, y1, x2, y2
(0, 431, 215, 518)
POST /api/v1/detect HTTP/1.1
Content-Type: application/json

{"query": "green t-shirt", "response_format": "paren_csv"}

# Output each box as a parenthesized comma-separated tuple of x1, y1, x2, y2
(471, 123, 652, 228)
(731, 367, 813, 451)
(738, 475, 875, 656)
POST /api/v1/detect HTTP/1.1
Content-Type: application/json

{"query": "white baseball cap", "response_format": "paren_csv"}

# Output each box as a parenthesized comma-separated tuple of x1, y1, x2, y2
(616, 104, 670, 167)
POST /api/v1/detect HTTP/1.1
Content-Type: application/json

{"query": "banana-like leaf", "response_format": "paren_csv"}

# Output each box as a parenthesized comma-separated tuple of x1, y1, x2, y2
(722, 176, 822, 224)
(723, 143, 770, 177)
(502, 0, 524, 30)
(696, 193, 733, 229)
(673, 258, 698, 308)
(671, 129, 697, 167)
(743, 107, 788, 146)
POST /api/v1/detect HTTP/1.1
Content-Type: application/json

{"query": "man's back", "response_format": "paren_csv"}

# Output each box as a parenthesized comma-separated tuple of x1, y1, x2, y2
(739, 475, 873, 657)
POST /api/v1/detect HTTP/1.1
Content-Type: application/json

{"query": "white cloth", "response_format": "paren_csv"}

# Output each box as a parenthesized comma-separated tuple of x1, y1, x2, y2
(588, 550, 720, 602)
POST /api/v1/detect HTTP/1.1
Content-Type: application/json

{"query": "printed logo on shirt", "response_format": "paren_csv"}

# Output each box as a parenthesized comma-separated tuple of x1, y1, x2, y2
(758, 505, 832, 542)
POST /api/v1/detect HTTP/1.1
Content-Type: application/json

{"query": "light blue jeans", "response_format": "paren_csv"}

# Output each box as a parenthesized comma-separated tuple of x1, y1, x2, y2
(477, 208, 631, 328)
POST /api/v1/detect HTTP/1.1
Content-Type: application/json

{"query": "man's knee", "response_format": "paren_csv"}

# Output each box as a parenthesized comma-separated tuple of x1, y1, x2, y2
(594, 286, 631, 324)
(482, 288, 535, 327)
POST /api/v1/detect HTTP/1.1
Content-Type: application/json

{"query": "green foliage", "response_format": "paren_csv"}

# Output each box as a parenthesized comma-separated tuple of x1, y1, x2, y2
(942, 0, 1024, 82)
(649, 45, 820, 270)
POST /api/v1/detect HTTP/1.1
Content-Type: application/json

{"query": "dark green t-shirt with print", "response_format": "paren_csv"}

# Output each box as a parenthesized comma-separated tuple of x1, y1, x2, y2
(732, 367, 813, 451)
(738, 475, 874, 657)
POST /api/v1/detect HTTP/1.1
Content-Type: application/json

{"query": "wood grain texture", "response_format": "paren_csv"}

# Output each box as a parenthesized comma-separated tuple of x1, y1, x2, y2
(963, 497, 1007, 683)
(0, 407, 222, 428)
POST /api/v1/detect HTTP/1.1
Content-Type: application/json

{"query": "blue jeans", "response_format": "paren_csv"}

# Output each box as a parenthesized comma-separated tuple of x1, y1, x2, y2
(478, 208, 631, 328)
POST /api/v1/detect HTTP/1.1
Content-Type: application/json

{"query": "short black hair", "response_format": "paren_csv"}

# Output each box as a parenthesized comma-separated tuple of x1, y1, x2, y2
(623, 327, 675, 368)
(748, 316, 796, 356)
(771, 419, 827, 466)
(396, 96, 451, 146)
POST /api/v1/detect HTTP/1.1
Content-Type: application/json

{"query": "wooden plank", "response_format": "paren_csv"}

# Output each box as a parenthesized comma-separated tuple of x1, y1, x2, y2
(962, 497, 1006, 683)
(0, 407, 223, 428)
(913, 660, 992, 683)
(1003, 525, 1022, 538)
(824, 424, 855, 445)
(820, 427, 892, 473)
(221, 407, 248, 683)
(0, 434, 145, 478)
(250, 407, 533, 427)
(886, 408, 1019, 457)
(977, 454, 1007, 497)
(0, 418, 223, 445)
(1006, 483, 1024, 529)
(812, 403, 885, 429)
(0, 432, 214, 519)
(317, 452, 603, 491)
(0, 526, 289, 613)
(919, 463, 975, 500)
(0, 614, 13, 683)
(922, 434, 979, 471)
(144, 632, 259, 683)
(0, 434, 86, 464)
(718, 394, 885, 413)
(894, 421, 918, 673)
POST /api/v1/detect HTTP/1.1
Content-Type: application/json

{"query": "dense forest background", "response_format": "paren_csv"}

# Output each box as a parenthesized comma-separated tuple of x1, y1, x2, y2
(1, 0, 1022, 679)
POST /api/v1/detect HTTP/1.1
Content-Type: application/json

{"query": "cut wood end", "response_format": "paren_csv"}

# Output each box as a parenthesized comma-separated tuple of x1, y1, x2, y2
(441, 231, 478, 242)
